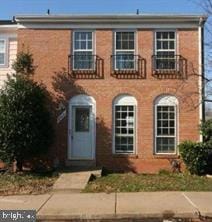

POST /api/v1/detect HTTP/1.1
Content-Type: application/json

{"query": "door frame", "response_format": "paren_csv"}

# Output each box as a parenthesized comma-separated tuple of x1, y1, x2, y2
(68, 95, 96, 160)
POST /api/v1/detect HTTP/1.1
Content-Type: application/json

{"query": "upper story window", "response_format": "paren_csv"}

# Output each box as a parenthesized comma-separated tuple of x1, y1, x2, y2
(155, 95, 178, 154)
(155, 31, 176, 70)
(73, 31, 94, 70)
(0, 39, 7, 67)
(114, 32, 135, 70)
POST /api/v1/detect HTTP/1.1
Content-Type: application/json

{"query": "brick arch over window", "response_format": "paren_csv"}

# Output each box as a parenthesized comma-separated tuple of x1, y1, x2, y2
(154, 94, 178, 155)
(112, 94, 137, 154)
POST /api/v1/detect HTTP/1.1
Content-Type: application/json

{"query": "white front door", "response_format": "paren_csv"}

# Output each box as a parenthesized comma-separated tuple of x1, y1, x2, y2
(70, 106, 93, 159)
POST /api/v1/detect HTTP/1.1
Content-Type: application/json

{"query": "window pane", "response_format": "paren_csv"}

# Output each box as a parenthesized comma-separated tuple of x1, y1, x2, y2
(169, 32, 175, 39)
(0, 53, 5, 65)
(74, 40, 80, 50)
(156, 32, 176, 70)
(156, 137, 175, 153)
(162, 41, 168, 49)
(129, 32, 134, 41)
(129, 41, 134, 50)
(115, 105, 135, 153)
(122, 32, 128, 40)
(116, 41, 121, 50)
(170, 128, 175, 135)
(73, 51, 93, 69)
(115, 32, 134, 50)
(156, 105, 176, 153)
(75, 107, 90, 132)
(157, 41, 162, 50)
(122, 40, 129, 49)
(169, 41, 175, 49)
(116, 52, 135, 70)
(80, 32, 86, 40)
(170, 120, 175, 127)
(74, 32, 93, 50)
(162, 32, 168, 39)
(0, 40, 5, 52)
(116, 32, 121, 41)
(87, 32, 92, 40)
(157, 32, 162, 39)
(87, 40, 92, 50)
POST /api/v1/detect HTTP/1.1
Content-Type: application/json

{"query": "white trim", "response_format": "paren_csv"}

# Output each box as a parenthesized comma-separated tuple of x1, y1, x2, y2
(0, 38, 9, 68)
(16, 15, 207, 30)
(112, 94, 137, 155)
(17, 24, 203, 30)
(114, 31, 136, 70)
(0, 25, 18, 31)
(199, 25, 203, 142)
(72, 30, 95, 70)
(68, 95, 96, 160)
(154, 30, 177, 71)
(154, 95, 179, 155)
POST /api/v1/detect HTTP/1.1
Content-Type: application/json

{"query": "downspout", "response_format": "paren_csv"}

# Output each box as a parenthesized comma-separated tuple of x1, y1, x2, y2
(201, 18, 206, 123)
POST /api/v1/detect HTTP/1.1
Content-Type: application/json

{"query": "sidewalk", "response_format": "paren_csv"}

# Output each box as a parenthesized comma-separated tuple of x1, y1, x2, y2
(0, 192, 212, 221)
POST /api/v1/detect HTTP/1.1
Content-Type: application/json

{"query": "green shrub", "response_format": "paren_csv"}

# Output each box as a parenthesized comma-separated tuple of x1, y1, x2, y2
(12, 51, 35, 76)
(200, 119, 212, 143)
(0, 75, 54, 170)
(179, 141, 208, 175)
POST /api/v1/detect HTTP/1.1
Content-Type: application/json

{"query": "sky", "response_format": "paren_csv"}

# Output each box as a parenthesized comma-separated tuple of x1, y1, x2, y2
(0, 0, 204, 19)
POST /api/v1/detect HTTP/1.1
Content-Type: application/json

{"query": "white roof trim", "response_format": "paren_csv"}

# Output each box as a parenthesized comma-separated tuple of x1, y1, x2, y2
(0, 25, 18, 31)
(15, 14, 207, 29)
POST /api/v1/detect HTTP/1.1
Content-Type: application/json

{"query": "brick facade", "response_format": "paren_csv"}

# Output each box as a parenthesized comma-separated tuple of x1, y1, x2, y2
(17, 28, 201, 173)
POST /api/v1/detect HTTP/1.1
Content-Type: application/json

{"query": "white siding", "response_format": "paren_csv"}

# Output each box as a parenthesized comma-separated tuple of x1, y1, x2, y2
(0, 34, 17, 87)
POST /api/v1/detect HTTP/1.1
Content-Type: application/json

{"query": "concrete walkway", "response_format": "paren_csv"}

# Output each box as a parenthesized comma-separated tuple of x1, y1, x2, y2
(0, 192, 212, 221)
(53, 168, 101, 193)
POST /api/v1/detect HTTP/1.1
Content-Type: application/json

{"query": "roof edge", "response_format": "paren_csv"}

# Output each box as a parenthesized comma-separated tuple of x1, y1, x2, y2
(15, 14, 208, 23)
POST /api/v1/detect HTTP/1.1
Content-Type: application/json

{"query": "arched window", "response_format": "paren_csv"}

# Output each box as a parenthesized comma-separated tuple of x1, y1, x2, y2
(154, 95, 178, 154)
(113, 94, 137, 154)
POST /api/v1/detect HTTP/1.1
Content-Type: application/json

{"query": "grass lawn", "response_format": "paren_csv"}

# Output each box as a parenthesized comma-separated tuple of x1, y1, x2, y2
(84, 171, 212, 192)
(0, 171, 59, 196)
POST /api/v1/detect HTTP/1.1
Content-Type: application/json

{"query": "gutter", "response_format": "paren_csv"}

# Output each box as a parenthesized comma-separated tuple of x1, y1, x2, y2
(15, 14, 207, 24)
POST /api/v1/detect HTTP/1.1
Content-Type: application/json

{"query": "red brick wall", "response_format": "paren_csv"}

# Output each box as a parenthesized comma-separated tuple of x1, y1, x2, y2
(17, 28, 200, 173)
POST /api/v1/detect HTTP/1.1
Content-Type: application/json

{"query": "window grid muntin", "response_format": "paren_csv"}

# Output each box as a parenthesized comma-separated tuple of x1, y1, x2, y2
(155, 105, 177, 154)
(155, 31, 176, 70)
(115, 105, 135, 153)
(0, 39, 6, 66)
(115, 32, 136, 70)
(73, 31, 94, 70)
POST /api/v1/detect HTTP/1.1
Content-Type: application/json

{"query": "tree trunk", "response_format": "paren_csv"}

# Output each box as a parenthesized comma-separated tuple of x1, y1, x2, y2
(16, 159, 23, 171)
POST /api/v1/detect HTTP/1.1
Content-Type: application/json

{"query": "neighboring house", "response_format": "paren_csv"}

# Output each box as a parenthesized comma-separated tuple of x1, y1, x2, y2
(15, 14, 207, 173)
(0, 20, 17, 87)
(0, 20, 17, 168)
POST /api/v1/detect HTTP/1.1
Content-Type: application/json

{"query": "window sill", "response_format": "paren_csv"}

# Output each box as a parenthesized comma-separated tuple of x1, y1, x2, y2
(112, 153, 139, 159)
(153, 154, 179, 159)
(0, 65, 9, 69)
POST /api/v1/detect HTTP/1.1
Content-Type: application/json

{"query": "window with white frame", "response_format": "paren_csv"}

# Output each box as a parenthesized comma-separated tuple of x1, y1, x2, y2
(0, 39, 6, 66)
(155, 31, 176, 70)
(113, 95, 137, 154)
(115, 32, 135, 70)
(155, 95, 178, 154)
(73, 31, 94, 70)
